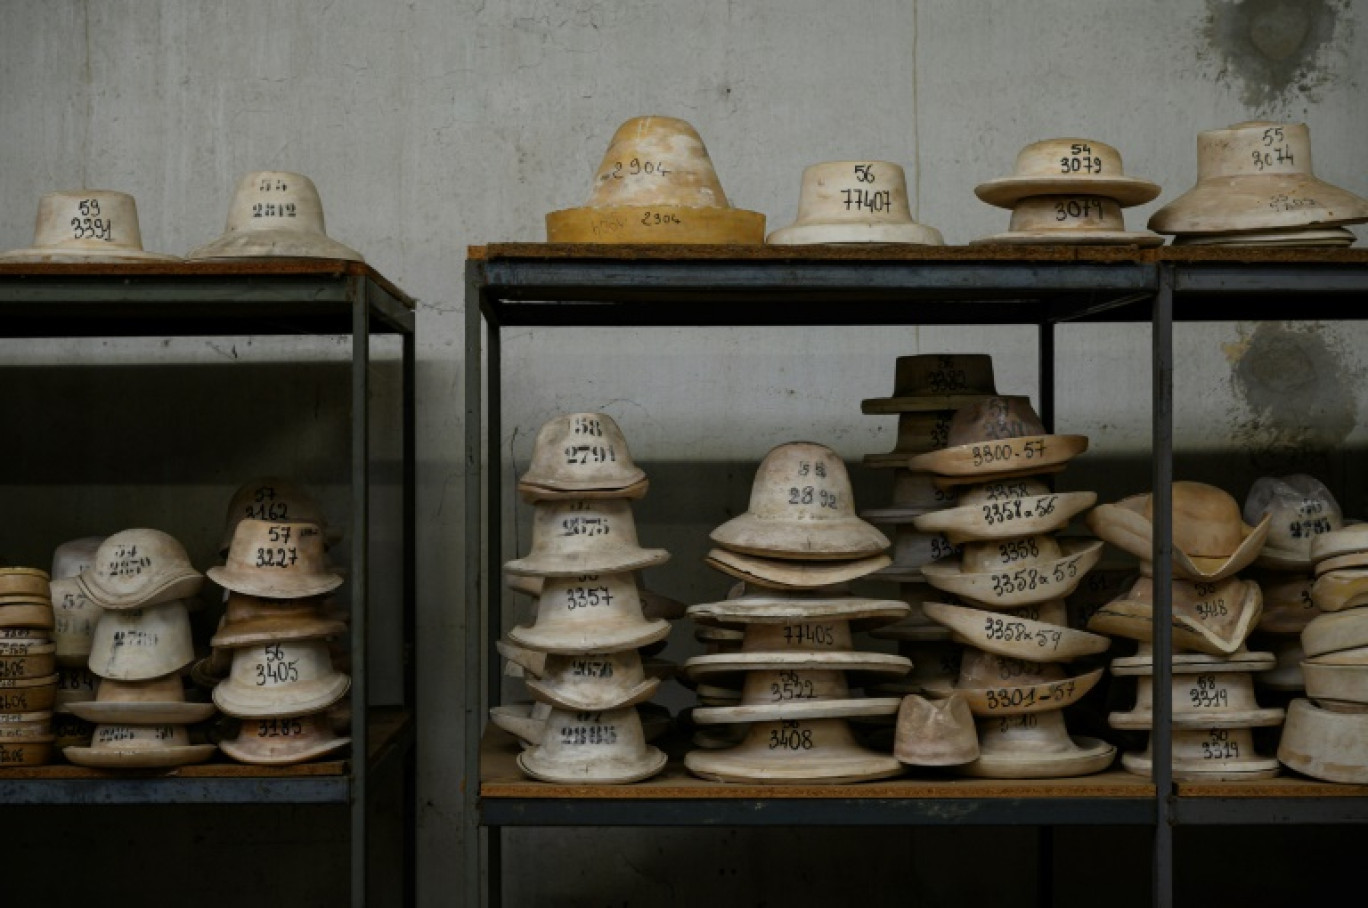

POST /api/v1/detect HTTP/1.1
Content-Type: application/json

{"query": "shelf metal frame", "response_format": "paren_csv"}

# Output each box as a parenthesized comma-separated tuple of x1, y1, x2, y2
(0, 261, 419, 908)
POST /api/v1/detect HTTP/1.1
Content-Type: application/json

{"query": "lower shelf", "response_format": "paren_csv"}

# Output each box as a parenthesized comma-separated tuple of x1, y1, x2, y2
(479, 726, 1156, 826)
(0, 706, 413, 804)
(1173, 777, 1368, 824)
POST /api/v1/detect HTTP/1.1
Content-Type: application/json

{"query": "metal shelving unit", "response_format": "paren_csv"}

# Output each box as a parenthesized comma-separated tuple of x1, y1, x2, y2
(464, 244, 1368, 908)
(0, 259, 418, 908)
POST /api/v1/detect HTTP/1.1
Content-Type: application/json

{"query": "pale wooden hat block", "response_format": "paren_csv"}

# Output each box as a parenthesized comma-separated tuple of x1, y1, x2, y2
(1244, 474, 1341, 571)
(76, 529, 204, 611)
(0, 567, 51, 602)
(908, 396, 1087, 481)
(912, 480, 1096, 544)
(685, 716, 903, 784)
(0, 710, 53, 740)
(684, 649, 911, 681)
(924, 601, 1109, 662)
(1172, 226, 1356, 247)
(893, 693, 978, 766)
(208, 519, 343, 599)
(955, 663, 1103, 718)
(49, 577, 99, 667)
(1149, 121, 1368, 236)
(87, 600, 196, 681)
(0, 601, 55, 630)
(1310, 523, 1368, 563)
(863, 412, 956, 468)
(861, 354, 998, 415)
(219, 711, 350, 765)
(0, 190, 179, 262)
(0, 739, 56, 767)
(1109, 667, 1285, 730)
(956, 709, 1115, 779)
(767, 161, 943, 246)
(1086, 483, 1272, 583)
(210, 594, 346, 648)
(1277, 697, 1368, 783)
(1124, 726, 1279, 781)
(687, 591, 908, 628)
(213, 639, 351, 719)
(1311, 569, 1368, 612)
(711, 442, 889, 560)
(525, 650, 660, 712)
(1314, 551, 1368, 576)
(1086, 575, 1263, 656)
(217, 477, 336, 554)
(922, 539, 1103, 610)
(974, 196, 1163, 247)
(976, 138, 1161, 209)
(504, 499, 669, 577)
(517, 705, 667, 784)
(67, 673, 216, 725)
(1303, 606, 1368, 658)
(546, 115, 765, 244)
(705, 547, 891, 591)
(506, 573, 670, 655)
(1109, 642, 1276, 674)
(188, 171, 363, 262)
(63, 722, 216, 769)
(3, 675, 63, 714)
(508, 573, 687, 622)
(0, 643, 55, 680)
(1301, 658, 1368, 709)
(518, 412, 647, 494)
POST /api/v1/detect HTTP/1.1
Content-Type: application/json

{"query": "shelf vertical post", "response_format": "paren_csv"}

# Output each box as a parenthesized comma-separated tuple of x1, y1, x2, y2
(1151, 263, 1174, 908)
(349, 275, 372, 908)
(464, 260, 487, 908)
(402, 304, 419, 907)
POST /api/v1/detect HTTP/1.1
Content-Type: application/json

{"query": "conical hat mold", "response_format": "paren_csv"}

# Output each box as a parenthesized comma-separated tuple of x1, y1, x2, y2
(49, 577, 99, 667)
(766, 161, 943, 246)
(546, 115, 765, 244)
(1124, 726, 1278, 781)
(87, 599, 196, 681)
(955, 710, 1115, 779)
(507, 572, 670, 655)
(208, 519, 343, 599)
(893, 693, 978, 766)
(219, 712, 350, 765)
(0, 190, 178, 262)
(63, 722, 216, 769)
(218, 477, 338, 554)
(212, 639, 350, 719)
(517, 705, 667, 784)
(1149, 121, 1368, 235)
(518, 412, 647, 494)
(188, 171, 363, 261)
(975, 138, 1160, 208)
(1109, 666, 1285, 730)
(1244, 474, 1341, 570)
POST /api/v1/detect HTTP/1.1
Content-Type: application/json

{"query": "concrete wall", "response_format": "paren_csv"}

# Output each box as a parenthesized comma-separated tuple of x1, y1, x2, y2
(2, 1, 1367, 905)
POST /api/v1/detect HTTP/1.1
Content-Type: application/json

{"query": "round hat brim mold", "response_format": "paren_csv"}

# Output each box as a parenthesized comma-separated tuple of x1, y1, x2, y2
(66, 701, 217, 725)
(975, 176, 1161, 208)
(972, 229, 1164, 247)
(505, 617, 671, 656)
(765, 222, 944, 246)
(212, 673, 351, 719)
(187, 230, 363, 262)
(954, 737, 1115, 779)
(545, 206, 766, 244)
(684, 650, 911, 679)
(62, 743, 218, 768)
(691, 697, 902, 725)
(517, 744, 668, 784)
(501, 548, 670, 578)
(1148, 173, 1368, 234)
(219, 734, 350, 766)
(205, 566, 345, 600)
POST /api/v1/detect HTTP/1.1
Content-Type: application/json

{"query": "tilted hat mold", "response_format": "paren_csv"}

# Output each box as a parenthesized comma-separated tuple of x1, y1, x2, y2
(518, 412, 647, 494)
(1149, 121, 1368, 235)
(208, 519, 344, 599)
(545, 115, 765, 244)
(1086, 574, 1263, 656)
(219, 711, 351, 765)
(76, 528, 204, 610)
(975, 138, 1161, 208)
(0, 190, 179, 262)
(766, 161, 943, 246)
(523, 650, 660, 712)
(188, 171, 363, 261)
(710, 441, 889, 560)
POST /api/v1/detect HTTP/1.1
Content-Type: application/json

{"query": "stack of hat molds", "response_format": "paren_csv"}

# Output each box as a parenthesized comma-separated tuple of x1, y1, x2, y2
(685, 440, 911, 784)
(48, 537, 105, 752)
(0, 567, 58, 767)
(972, 138, 1162, 246)
(858, 354, 1001, 698)
(1277, 524, 1368, 782)
(63, 530, 217, 769)
(1242, 475, 1342, 695)
(1088, 482, 1282, 780)
(206, 518, 351, 765)
(1150, 120, 1368, 247)
(499, 412, 670, 784)
(910, 396, 1112, 778)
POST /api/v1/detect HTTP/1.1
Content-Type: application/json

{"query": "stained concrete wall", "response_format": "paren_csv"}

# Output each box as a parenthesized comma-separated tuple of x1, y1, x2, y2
(2, 1, 1367, 906)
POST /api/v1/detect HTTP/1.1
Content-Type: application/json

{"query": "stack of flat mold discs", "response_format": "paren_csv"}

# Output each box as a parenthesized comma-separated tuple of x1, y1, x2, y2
(685, 441, 911, 783)
(0, 567, 58, 767)
(1278, 523, 1368, 782)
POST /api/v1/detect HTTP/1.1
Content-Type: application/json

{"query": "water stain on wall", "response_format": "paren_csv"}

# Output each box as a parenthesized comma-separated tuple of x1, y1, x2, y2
(1224, 321, 1359, 477)
(1201, 0, 1354, 110)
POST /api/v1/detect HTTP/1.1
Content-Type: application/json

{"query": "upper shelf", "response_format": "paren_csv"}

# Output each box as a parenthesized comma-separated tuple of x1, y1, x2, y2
(0, 259, 416, 338)
(468, 244, 1368, 328)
